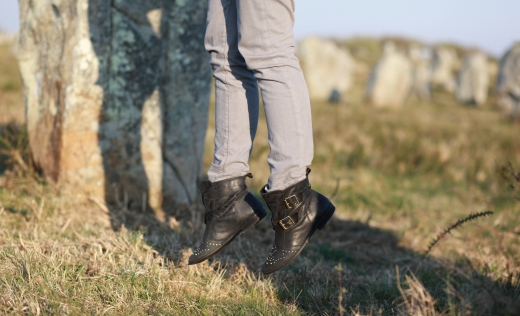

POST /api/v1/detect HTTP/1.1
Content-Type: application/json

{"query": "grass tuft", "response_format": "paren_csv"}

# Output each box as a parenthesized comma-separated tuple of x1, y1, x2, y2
(396, 268, 437, 316)
(0, 123, 35, 179)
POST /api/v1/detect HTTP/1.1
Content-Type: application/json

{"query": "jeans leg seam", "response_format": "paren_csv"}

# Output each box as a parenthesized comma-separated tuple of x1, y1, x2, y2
(260, 0, 272, 51)
(282, 59, 305, 184)
(217, 0, 231, 178)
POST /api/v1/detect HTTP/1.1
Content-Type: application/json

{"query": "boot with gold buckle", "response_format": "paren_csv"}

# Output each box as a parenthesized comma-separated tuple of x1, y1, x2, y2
(260, 169, 335, 274)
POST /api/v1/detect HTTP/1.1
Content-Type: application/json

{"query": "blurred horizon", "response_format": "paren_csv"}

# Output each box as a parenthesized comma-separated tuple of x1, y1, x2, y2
(1, 0, 519, 57)
(294, 0, 520, 57)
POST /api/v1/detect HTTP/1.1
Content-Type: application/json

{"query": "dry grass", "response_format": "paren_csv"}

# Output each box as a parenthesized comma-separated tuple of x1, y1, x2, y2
(0, 191, 298, 315)
(2, 42, 520, 315)
(397, 269, 437, 316)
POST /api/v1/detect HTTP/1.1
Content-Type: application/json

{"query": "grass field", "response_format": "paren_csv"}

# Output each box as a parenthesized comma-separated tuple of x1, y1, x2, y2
(1, 41, 520, 315)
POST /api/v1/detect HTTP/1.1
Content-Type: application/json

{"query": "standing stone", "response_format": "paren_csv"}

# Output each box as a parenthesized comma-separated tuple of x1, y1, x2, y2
(409, 44, 432, 100)
(297, 37, 355, 101)
(496, 43, 520, 120)
(18, 0, 210, 215)
(431, 47, 459, 93)
(488, 59, 499, 83)
(366, 43, 413, 108)
(455, 52, 490, 106)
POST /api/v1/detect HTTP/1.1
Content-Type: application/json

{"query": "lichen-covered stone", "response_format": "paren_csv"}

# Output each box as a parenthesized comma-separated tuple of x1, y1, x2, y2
(496, 43, 520, 120)
(455, 52, 490, 106)
(18, 0, 210, 215)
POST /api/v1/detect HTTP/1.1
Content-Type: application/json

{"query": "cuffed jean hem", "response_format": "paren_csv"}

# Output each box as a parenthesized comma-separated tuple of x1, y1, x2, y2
(207, 170, 250, 183)
(265, 167, 308, 192)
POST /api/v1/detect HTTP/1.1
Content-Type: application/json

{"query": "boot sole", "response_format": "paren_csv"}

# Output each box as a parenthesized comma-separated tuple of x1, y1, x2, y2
(262, 202, 336, 274)
(188, 209, 266, 265)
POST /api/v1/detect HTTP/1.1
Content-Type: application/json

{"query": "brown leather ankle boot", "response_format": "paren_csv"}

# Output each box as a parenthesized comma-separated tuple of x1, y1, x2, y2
(260, 169, 335, 274)
(189, 174, 266, 265)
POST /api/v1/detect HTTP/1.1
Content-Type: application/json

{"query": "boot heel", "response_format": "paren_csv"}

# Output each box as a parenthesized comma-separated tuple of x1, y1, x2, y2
(240, 208, 266, 234)
(317, 203, 335, 230)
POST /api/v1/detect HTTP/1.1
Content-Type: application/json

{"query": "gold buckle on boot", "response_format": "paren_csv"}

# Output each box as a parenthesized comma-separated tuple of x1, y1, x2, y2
(284, 195, 300, 209)
(278, 216, 296, 230)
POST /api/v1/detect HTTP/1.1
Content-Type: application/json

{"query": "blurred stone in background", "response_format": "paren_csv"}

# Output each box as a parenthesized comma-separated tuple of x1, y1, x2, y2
(455, 52, 490, 106)
(297, 36, 356, 102)
(409, 44, 432, 101)
(431, 47, 460, 93)
(0, 33, 16, 45)
(496, 43, 520, 120)
(365, 42, 413, 108)
(17, 0, 210, 216)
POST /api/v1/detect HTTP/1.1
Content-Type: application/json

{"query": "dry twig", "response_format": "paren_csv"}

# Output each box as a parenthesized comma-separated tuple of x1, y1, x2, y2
(422, 211, 494, 259)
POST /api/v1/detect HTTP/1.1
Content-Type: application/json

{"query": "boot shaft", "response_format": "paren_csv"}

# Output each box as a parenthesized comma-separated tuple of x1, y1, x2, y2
(260, 170, 312, 215)
(198, 173, 250, 196)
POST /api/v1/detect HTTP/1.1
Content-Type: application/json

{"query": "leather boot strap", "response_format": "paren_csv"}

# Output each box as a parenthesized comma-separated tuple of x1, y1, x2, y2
(268, 190, 305, 210)
(269, 187, 310, 230)
(276, 211, 299, 230)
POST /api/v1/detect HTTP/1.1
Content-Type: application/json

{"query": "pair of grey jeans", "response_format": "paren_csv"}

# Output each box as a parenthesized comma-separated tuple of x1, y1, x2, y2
(205, 0, 314, 191)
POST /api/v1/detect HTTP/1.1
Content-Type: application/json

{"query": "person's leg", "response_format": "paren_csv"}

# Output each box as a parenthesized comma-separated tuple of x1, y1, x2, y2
(236, 0, 314, 191)
(189, 0, 267, 265)
(206, 0, 260, 182)
(236, 0, 335, 274)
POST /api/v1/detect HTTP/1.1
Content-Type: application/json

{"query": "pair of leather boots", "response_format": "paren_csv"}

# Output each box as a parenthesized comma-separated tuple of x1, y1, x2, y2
(189, 169, 335, 274)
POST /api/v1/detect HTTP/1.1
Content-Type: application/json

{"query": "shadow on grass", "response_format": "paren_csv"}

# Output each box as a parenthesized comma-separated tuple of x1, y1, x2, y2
(255, 210, 508, 315)
(2, 121, 518, 314)
(105, 196, 520, 315)
(271, 215, 520, 315)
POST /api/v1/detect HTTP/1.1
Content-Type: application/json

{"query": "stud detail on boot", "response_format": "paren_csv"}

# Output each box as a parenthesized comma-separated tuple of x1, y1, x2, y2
(260, 168, 335, 274)
(189, 174, 267, 265)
